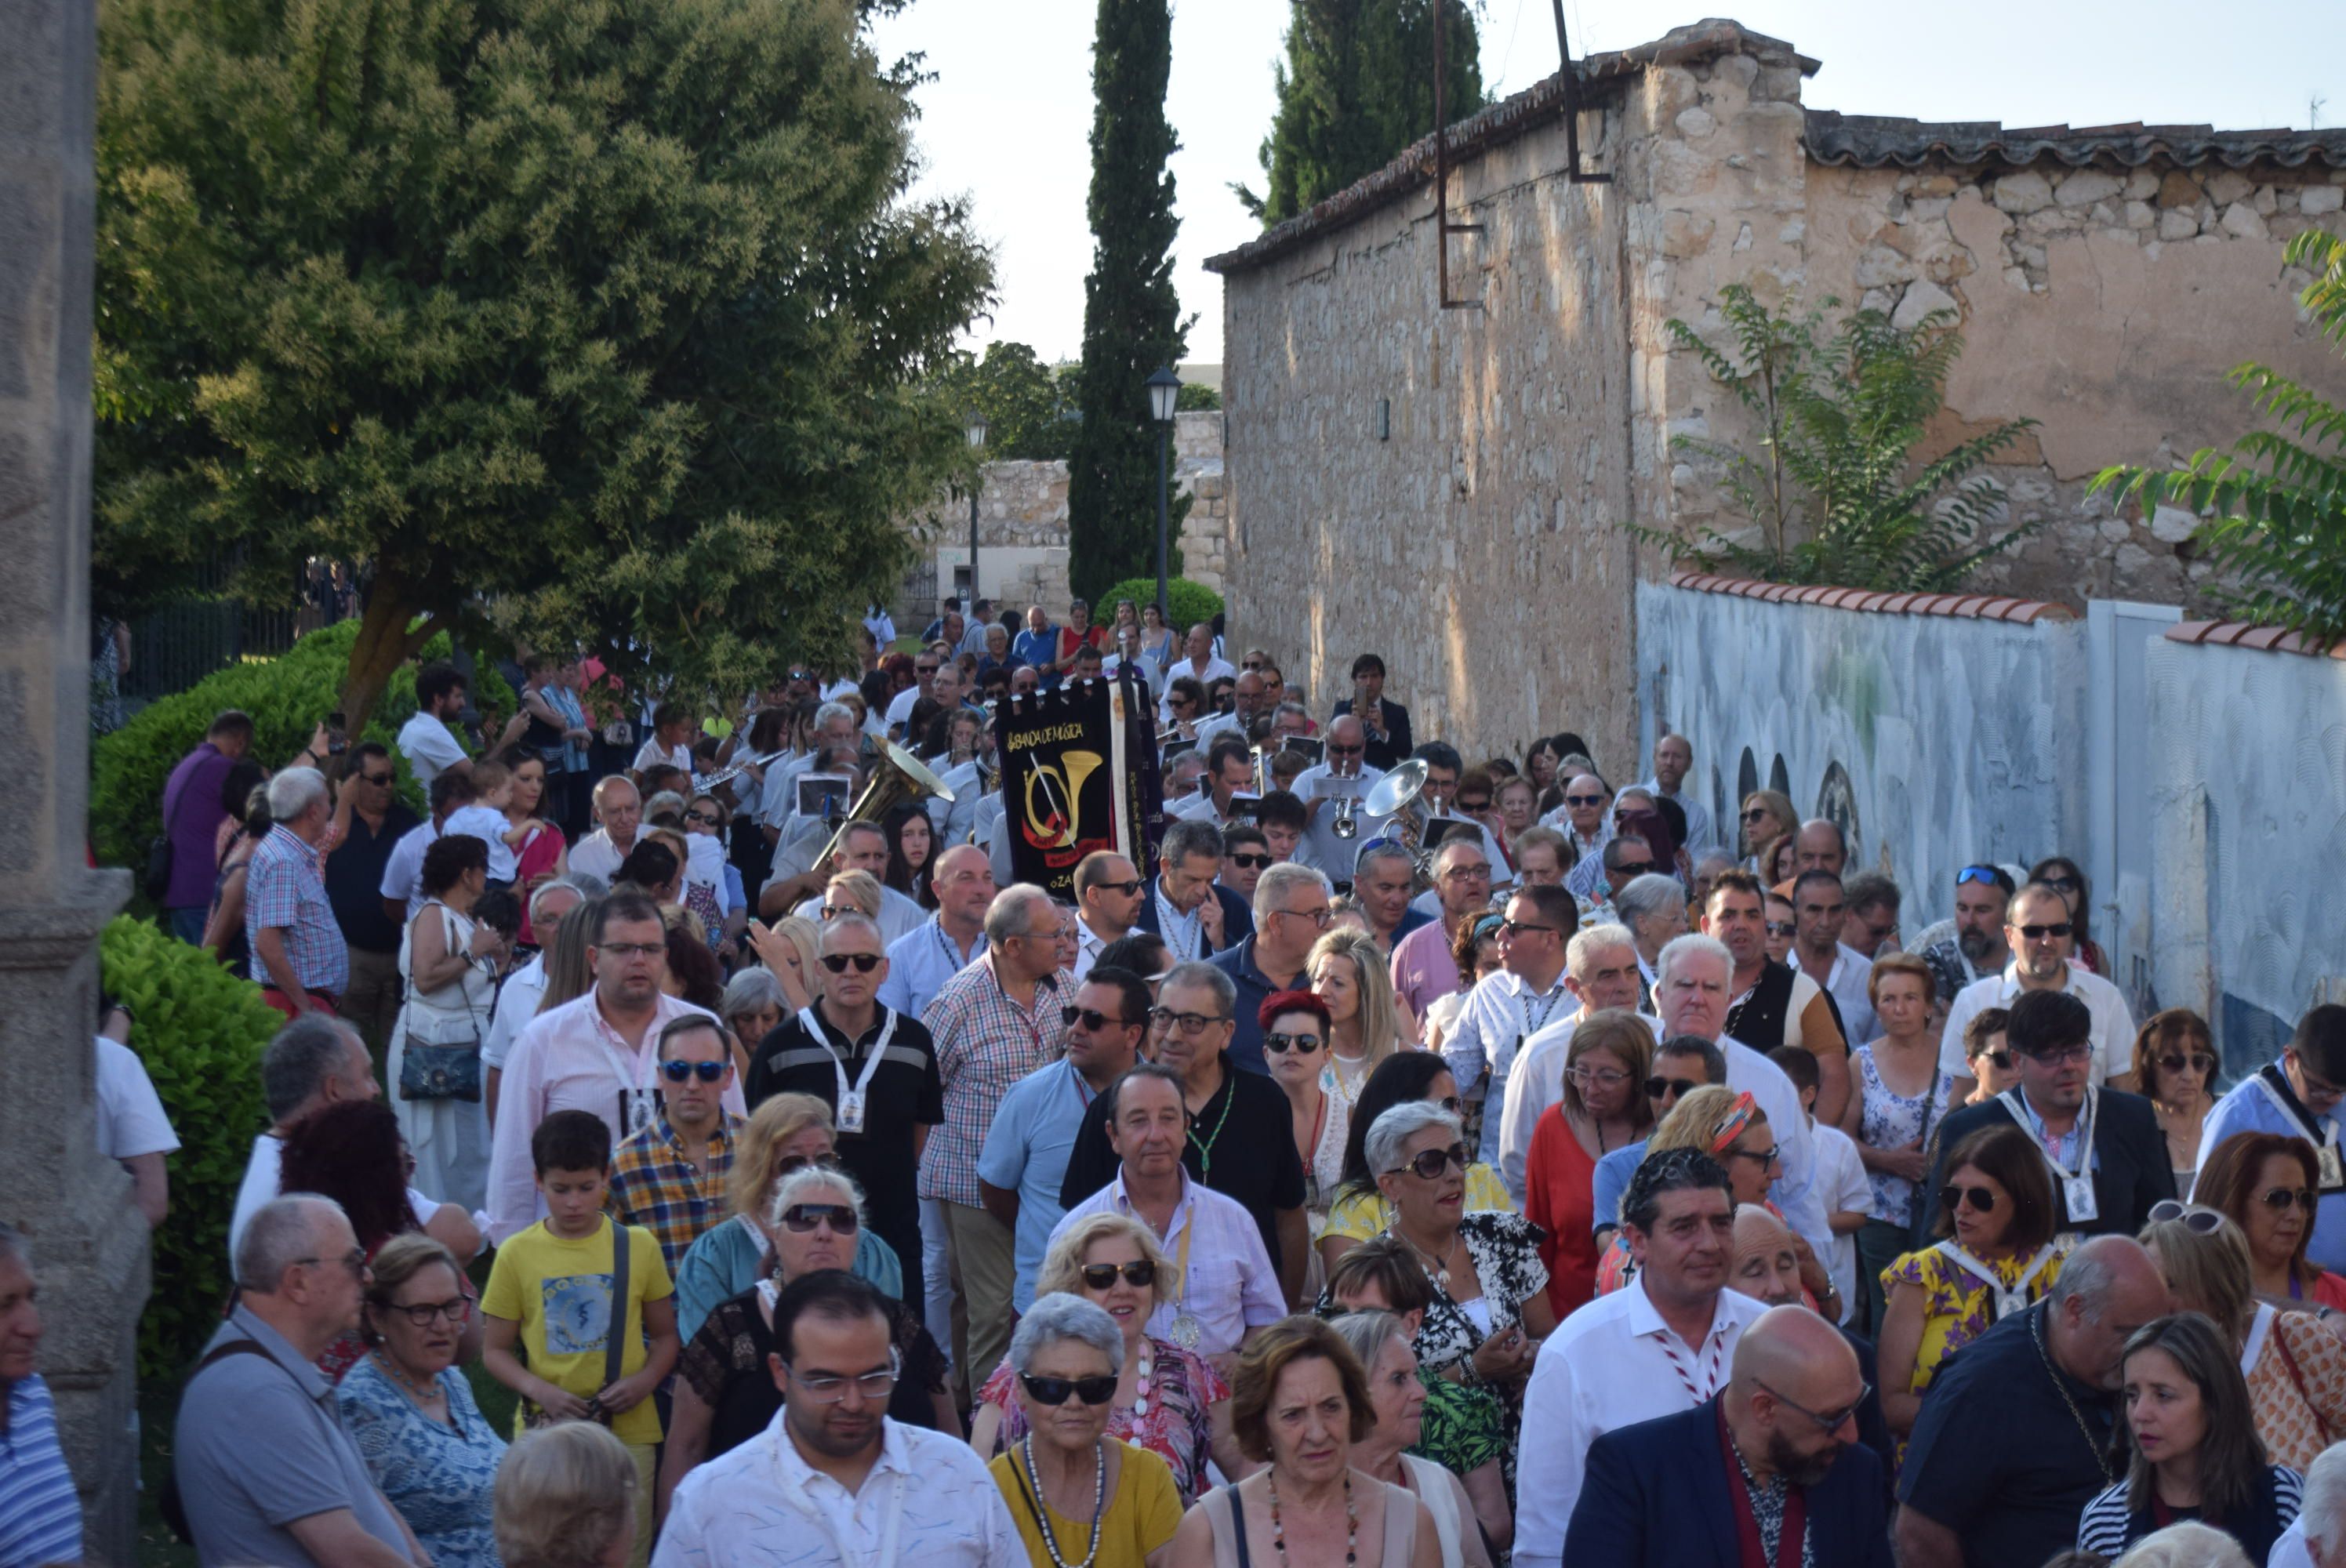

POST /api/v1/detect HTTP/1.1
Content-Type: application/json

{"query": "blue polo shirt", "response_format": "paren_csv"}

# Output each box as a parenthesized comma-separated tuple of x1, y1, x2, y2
(978, 1058, 1102, 1309)
(1208, 935, 1309, 1077)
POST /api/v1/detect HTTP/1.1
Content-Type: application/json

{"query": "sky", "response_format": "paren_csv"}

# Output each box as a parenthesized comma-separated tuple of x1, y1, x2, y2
(867, 2, 2346, 368)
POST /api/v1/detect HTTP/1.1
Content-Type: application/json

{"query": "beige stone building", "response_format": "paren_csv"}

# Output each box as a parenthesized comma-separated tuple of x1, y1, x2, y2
(1204, 17, 2346, 770)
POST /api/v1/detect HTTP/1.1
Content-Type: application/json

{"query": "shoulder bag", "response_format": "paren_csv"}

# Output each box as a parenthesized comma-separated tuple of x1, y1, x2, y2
(397, 903, 486, 1102)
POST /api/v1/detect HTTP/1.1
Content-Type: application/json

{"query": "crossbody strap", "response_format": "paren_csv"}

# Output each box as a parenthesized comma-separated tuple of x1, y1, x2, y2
(603, 1218, 632, 1392)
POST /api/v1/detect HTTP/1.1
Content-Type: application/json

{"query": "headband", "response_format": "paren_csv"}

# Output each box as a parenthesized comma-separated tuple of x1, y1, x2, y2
(1708, 1091, 1759, 1155)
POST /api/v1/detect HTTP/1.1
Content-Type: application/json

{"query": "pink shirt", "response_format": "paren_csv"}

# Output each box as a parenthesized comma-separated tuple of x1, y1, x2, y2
(1391, 911, 1469, 1018)
(484, 989, 743, 1242)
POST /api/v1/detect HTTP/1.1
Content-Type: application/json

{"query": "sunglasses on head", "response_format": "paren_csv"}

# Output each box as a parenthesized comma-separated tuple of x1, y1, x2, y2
(1939, 1184, 1997, 1214)
(1229, 852, 1273, 869)
(1079, 1260, 1157, 1290)
(2017, 922, 2073, 940)
(1647, 1076, 1701, 1100)
(1264, 1031, 1323, 1055)
(1019, 1371, 1119, 1407)
(819, 953, 882, 973)
(2148, 1200, 2224, 1232)
(2158, 1052, 2217, 1076)
(1956, 866, 2004, 888)
(2259, 1186, 2319, 1213)
(1389, 1142, 1469, 1181)
(1060, 1005, 1131, 1031)
(780, 1203, 859, 1234)
(660, 1059, 727, 1083)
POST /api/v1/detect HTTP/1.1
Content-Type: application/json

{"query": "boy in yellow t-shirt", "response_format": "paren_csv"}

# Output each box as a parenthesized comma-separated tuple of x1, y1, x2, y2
(483, 1109, 677, 1568)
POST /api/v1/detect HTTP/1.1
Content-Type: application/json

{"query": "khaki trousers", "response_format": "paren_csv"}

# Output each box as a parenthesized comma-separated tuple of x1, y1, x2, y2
(942, 1200, 1017, 1400)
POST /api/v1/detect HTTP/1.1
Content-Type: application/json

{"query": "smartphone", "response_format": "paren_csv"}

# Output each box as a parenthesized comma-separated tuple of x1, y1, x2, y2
(326, 711, 348, 755)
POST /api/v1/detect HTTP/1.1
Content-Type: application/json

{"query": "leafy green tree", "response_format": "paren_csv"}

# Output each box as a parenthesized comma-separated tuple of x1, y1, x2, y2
(936, 343, 1077, 461)
(1647, 285, 2041, 591)
(1237, 0, 1484, 225)
(2096, 230, 2346, 646)
(1066, 0, 1190, 604)
(1175, 382, 1222, 412)
(94, 0, 991, 728)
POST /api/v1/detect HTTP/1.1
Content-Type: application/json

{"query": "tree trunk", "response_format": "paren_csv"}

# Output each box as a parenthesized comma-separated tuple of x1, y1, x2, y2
(339, 575, 448, 732)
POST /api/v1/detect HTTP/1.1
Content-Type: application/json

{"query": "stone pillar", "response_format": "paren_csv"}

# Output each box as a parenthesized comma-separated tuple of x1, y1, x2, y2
(0, 0, 150, 1560)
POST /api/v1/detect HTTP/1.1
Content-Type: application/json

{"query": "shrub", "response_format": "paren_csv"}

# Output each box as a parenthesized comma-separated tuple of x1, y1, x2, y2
(1097, 577, 1225, 632)
(100, 914, 283, 1379)
(90, 619, 514, 878)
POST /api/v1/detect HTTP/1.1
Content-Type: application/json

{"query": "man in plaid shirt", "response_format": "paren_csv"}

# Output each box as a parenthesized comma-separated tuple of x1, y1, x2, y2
(608, 1014, 740, 1276)
(919, 883, 1072, 1395)
(244, 768, 349, 1018)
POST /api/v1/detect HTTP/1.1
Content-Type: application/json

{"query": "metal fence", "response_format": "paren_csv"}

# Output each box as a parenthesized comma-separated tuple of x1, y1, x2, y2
(889, 556, 938, 641)
(122, 557, 354, 704)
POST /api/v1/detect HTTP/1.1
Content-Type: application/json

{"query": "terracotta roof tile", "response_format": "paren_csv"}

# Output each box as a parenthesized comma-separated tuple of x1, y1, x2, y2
(2166, 620, 2221, 644)
(1661, 572, 2079, 626)
(1805, 110, 2346, 172)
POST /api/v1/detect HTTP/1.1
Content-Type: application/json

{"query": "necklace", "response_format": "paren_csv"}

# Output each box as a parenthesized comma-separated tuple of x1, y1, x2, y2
(1268, 1468, 1357, 1568)
(1015, 1436, 1106, 1568)
(1391, 1222, 1462, 1294)
(1188, 1074, 1237, 1178)
(371, 1348, 445, 1411)
(1132, 1340, 1156, 1416)
(2031, 1305, 2113, 1483)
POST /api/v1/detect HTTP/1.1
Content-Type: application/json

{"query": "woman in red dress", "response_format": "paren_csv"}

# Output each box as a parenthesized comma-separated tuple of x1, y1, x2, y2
(1522, 1009, 1654, 1317)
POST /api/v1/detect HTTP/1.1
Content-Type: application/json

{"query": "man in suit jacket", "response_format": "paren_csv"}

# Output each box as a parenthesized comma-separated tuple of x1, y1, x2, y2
(1566, 1304, 1893, 1567)
(1134, 817, 1253, 964)
(1923, 989, 2174, 1239)
(1329, 652, 1412, 771)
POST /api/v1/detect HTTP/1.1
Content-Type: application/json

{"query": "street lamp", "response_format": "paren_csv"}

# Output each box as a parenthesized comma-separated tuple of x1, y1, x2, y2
(965, 409, 989, 607)
(1146, 366, 1182, 620)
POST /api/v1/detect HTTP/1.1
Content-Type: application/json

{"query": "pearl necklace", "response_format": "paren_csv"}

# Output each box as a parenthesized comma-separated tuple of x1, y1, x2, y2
(1014, 1435, 1107, 1568)
(1268, 1469, 1357, 1568)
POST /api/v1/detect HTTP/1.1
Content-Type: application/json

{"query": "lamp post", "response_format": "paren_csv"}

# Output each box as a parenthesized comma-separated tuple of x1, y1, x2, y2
(1146, 366, 1182, 619)
(965, 409, 989, 608)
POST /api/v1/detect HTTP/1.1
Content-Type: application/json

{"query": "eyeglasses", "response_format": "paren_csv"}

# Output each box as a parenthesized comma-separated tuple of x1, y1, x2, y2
(786, 1347, 902, 1403)
(1612, 862, 1657, 877)
(2157, 1052, 2217, 1076)
(1019, 1371, 1120, 1407)
(1974, 1049, 2015, 1070)
(1646, 1076, 1701, 1101)
(1273, 906, 1331, 927)
(1440, 864, 1491, 882)
(1741, 807, 1771, 822)
(2016, 922, 2073, 940)
(660, 1059, 728, 1083)
(2022, 1040, 2093, 1065)
(2257, 1186, 2319, 1213)
(1500, 920, 1560, 938)
(1956, 866, 2005, 887)
(1728, 1143, 1781, 1168)
(819, 953, 883, 973)
(1079, 1260, 1157, 1290)
(1570, 1064, 1631, 1090)
(358, 771, 394, 786)
(1227, 852, 1273, 870)
(1388, 1142, 1469, 1180)
(772, 1152, 842, 1179)
(1149, 1007, 1230, 1036)
(2148, 1200, 2224, 1232)
(779, 1203, 859, 1234)
(686, 809, 722, 826)
(383, 1295, 472, 1328)
(1756, 1377, 1872, 1433)
(2041, 874, 2083, 894)
(1764, 921, 1797, 938)
(1061, 1006, 1131, 1031)
(1566, 793, 1605, 808)
(1092, 878, 1145, 897)
(1938, 1184, 1997, 1214)
(1264, 1032, 1323, 1055)
(297, 1247, 372, 1279)
(596, 942, 665, 959)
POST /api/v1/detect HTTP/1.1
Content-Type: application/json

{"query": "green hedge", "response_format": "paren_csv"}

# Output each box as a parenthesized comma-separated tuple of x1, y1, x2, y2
(100, 915, 284, 1379)
(1097, 576, 1224, 632)
(91, 619, 514, 877)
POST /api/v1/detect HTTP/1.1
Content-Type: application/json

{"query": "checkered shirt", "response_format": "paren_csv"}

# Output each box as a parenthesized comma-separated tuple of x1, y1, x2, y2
(608, 1110, 741, 1276)
(917, 950, 1071, 1207)
(244, 823, 350, 996)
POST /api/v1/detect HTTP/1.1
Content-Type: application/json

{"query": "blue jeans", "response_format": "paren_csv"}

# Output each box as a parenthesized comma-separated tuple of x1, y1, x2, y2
(166, 906, 209, 945)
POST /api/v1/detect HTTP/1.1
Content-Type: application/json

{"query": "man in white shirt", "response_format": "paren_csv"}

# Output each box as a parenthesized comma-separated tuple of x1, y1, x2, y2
(1636, 732, 1720, 859)
(1158, 623, 1235, 721)
(883, 644, 951, 738)
(567, 775, 644, 885)
(482, 877, 592, 1125)
(1287, 716, 1391, 880)
(1070, 850, 1145, 982)
(862, 603, 896, 648)
(1940, 880, 2137, 1099)
(396, 662, 471, 787)
(95, 1012, 180, 1228)
(1514, 1146, 1768, 1568)
(1442, 884, 1575, 1178)
(1192, 669, 1273, 746)
(790, 822, 925, 944)
(654, 1271, 1024, 1568)
(1168, 736, 1257, 827)
(1789, 869, 1877, 1046)
(1501, 924, 1647, 1197)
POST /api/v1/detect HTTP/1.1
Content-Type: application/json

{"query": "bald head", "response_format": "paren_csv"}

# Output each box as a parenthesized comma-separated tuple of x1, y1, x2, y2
(1726, 1305, 1865, 1485)
(1794, 819, 1846, 876)
(1733, 1304, 1854, 1390)
(1731, 1205, 1803, 1308)
(2047, 1234, 2170, 1390)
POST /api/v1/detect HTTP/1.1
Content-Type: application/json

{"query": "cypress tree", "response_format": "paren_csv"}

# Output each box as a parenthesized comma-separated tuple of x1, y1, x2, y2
(1066, 0, 1189, 604)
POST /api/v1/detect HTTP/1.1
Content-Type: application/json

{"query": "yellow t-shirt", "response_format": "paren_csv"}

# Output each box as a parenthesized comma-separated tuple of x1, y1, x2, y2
(481, 1215, 674, 1446)
(990, 1441, 1183, 1568)
(1322, 1160, 1517, 1243)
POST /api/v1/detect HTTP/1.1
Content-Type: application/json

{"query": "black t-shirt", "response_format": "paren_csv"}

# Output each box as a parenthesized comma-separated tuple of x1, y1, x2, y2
(323, 804, 419, 954)
(1057, 1051, 1306, 1272)
(745, 1003, 942, 1257)
(1898, 1302, 2120, 1568)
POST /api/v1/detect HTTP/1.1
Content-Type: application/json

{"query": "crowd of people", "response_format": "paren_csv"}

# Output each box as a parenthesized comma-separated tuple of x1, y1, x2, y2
(12, 593, 2346, 1568)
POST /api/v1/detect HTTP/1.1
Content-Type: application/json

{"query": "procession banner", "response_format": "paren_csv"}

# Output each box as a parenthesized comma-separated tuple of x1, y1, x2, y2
(995, 670, 1162, 898)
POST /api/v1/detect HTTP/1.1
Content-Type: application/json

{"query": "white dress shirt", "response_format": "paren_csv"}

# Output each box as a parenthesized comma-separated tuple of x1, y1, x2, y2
(481, 953, 548, 1071)
(1513, 1278, 1770, 1568)
(567, 827, 633, 886)
(1936, 960, 2134, 1084)
(653, 1410, 1024, 1568)
(1498, 1007, 1589, 1200)
(1159, 657, 1237, 719)
(378, 818, 445, 920)
(876, 916, 984, 1024)
(1441, 969, 1573, 1175)
(94, 1035, 180, 1161)
(1050, 1171, 1285, 1357)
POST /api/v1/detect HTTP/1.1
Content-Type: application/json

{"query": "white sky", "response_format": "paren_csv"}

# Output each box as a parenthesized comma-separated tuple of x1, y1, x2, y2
(867, 2, 2346, 366)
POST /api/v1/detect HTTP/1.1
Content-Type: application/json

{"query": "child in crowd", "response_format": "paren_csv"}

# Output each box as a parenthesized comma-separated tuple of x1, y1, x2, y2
(1771, 1045, 1874, 1326)
(441, 760, 532, 885)
(481, 1111, 677, 1568)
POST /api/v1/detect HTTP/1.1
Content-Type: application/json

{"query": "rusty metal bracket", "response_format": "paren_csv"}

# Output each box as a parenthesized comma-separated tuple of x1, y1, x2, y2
(1431, 0, 1485, 309)
(1552, 0, 1612, 185)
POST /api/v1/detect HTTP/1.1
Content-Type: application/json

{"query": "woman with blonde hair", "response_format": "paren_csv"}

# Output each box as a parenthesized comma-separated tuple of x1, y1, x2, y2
(1311, 926, 1413, 1111)
(1738, 789, 1799, 867)
(533, 894, 602, 1016)
(818, 867, 884, 923)
(743, 912, 821, 1013)
(493, 1421, 638, 1568)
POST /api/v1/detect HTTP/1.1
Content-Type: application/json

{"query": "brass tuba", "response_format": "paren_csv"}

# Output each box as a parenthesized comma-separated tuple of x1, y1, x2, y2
(1362, 760, 1432, 878)
(816, 739, 956, 869)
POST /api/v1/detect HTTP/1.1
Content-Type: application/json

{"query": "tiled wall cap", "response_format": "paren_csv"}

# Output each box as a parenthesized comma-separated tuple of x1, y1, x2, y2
(1665, 572, 2079, 624)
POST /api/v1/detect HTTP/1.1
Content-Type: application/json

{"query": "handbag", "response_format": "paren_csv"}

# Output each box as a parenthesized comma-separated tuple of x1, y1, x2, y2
(2271, 1313, 2335, 1446)
(522, 1217, 632, 1428)
(396, 905, 486, 1103)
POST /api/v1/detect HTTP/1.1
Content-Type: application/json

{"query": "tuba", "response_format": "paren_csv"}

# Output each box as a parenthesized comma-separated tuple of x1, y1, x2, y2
(816, 739, 956, 869)
(1361, 760, 1432, 878)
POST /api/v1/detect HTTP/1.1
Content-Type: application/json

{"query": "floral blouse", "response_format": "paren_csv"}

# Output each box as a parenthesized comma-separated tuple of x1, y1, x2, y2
(979, 1336, 1230, 1505)
(1854, 1044, 1955, 1227)
(336, 1355, 506, 1568)
(1883, 1240, 2068, 1468)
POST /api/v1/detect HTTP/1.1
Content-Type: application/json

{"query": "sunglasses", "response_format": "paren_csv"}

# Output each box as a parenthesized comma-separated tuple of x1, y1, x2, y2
(1326, 742, 1364, 756)
(780, 1203, 859, 1234)
(1756, 1377, 1873, 1434)
(1389, 1142, 1469, 1181)
(1456, 799, 1491, 812)
(1019, 1371, 1119, 1407)
(2148, 1200, 2224, 1232)
(1646, 1076, 1702, 1101)
(1079, 1260, 1157, 1290)
(1764, 920, 1797, 938)
(917, 664, 941, 676)
(819, 953, 883, 973)
(1565, 793, 1605, 808)
(1264, 1032, 1323, 1055)
(358, 771, 395, 786)
(1974, 1049, 2015, 1070)
(1956, 866, 2004, 887)
(1500, 919, 1561, 938)
(1613, 862, 1658, 877)
(2017, 922, 2073, 940)
(1741, 807, 1771, 822)
(1243, 660, 1264, 671)
(1149, 1007, 1229, 1036)
(1938, 1185, 1997, 1214)
(2041, 874, 2083, 893)
(1093, 878, 1145, 897)
(1061, 1006, 1131, 1031)
(660, 1059, 728, 1083)
(1728, 1143, 1781, 1167)
(2259, 1186, 2319, 1213)
(1229, 852, 1273, 869)
(686, 810, 722, 826)
(2158, 1053, 2217, 1076)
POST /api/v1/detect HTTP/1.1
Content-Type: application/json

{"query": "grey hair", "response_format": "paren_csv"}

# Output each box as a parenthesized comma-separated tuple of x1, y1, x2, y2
(984, 884, 1054, 949)
(1656, 931, 1733, 993)
(1273, 701, 1311, 724)
(643, 790, 687, 822)
(590, 775, 637, 809)
(1433, 833, 1488, 873)
(528, 874, 593, 926)
(2106, 1521, 2251, 1568)
(1008, 1292, 1125, 1377)
(1693, 850, 1738, 880)
(265, 765, 329, 820)
(767, 1163, 866, 1231)
(1566, 922, 1636, 979)
(1365, 1101, 1463, 1179)
(1328, 1309, 1409, 1377)
(1353, 840, 1415, 880)
(2046, 1233, 2135, 1322)
(0, 1222, 25, 1272)
(720, 966, 786, 1019)
(236, 1194, 345, 1293)
(1253, 861, 1331, 924)
(1160, 960, 1236, 1016)
(814, 702, 855, 731)
(2301, 1443, 2346, 1550)
(261, 1014, 362, 1123)
(819, 911, 883, 951)
(1614, 873, 1687, 928)
(1160, 818, 1226, 866)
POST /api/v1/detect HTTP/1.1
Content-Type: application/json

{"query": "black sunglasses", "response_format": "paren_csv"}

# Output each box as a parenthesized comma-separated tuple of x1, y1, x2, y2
(1646, 1076, 1701, 1101)
(1501, 919, 1561, 938)
(1565, 793, 1605, 807)
(780, 1203, 859, 1233)
(1977, 1049, 2015, 1070)
(2158, 1052, 2217, 1076)
(2017, 922, 2073, 940)
(358, 770, 394, 786)
(1264, 1032, 1323, 1055)
(1229, 852, 1273, 869)
(1613, 862, 1658, 877)
(2259, 1186, 2319, 1213)
(820, 953, 883, 973)
(1060, 1006, 1131, 1031)
(1939, 1184, 1997, 1214)
(1764, 920, 1797, 938)
(1079, 1260, 1157, 1290)
(1390, 1142, 1469, 1180)
(685, 809, 722, 826)
(1092, 878, 1145, 897)
(1019, 1371, 1118, 1407)
(660, 1060, 727, 1083)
